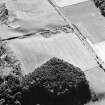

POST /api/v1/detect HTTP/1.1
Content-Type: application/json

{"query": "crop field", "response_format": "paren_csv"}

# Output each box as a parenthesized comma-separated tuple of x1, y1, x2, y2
(7, 31, 97, 74)
(60, 0, 105, 70)
(60, 0, 105, 44)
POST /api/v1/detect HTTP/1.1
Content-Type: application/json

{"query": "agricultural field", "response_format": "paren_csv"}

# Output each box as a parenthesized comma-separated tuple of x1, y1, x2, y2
(60, 0, 105, 44)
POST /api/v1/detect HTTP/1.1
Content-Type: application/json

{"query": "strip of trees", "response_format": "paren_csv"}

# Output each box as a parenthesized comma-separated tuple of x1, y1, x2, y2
(0, 55, 92, 105)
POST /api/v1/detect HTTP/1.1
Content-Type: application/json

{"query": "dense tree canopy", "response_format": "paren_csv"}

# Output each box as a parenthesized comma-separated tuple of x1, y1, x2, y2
(21, 57, 91, 105)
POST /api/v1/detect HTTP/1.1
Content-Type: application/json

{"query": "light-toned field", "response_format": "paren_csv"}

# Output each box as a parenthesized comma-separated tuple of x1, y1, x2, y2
(7, 32, 105, 105)
(85, 66, 105, 105)
(94, 41, 105, 63)
(7, 32, 97, 74)
(0, 0, 66, 39)
(60, 1, 105, 44)
(60, 2, 105, 105)
(85, 67, 105, 94)
(87, 99, 105, 105)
